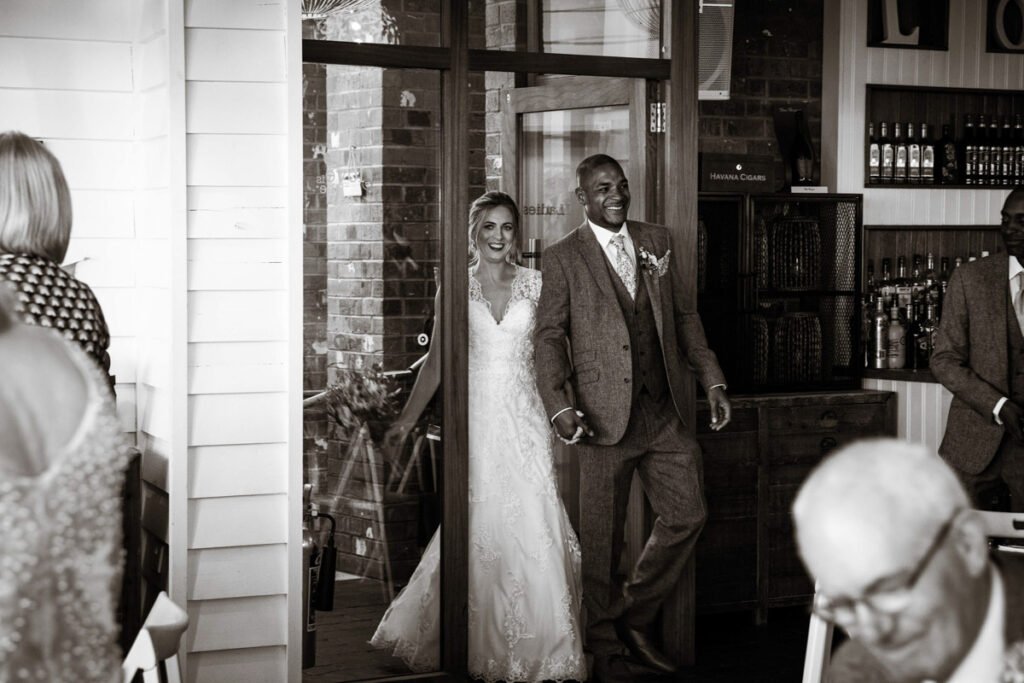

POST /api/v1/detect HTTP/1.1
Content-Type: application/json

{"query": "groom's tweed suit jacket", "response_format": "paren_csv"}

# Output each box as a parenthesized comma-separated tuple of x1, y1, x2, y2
(533, 220, 725, 446)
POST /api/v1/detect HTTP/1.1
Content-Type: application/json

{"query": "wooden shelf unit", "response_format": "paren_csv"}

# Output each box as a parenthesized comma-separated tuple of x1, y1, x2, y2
(864, 83, 1024, 189)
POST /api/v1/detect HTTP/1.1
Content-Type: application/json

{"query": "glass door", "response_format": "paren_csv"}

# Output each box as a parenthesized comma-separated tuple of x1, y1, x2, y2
(501, 75, 655, 566)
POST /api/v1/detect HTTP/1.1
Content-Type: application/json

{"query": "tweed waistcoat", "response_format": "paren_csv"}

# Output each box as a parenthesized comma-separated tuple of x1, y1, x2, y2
(604, 255, 667, 401)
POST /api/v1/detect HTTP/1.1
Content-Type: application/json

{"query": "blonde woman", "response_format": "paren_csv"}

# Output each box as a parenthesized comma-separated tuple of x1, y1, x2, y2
(371, 191, 586, 682)
(0, 131, 113, 391)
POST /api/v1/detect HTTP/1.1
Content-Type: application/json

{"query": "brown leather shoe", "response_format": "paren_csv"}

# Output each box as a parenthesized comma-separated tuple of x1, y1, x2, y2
(614, 619, 679, 674)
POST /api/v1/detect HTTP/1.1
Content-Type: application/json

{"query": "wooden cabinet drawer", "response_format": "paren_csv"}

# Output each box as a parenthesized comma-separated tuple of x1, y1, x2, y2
(765, 431, 865, 465)
(762, 402, 889, 435)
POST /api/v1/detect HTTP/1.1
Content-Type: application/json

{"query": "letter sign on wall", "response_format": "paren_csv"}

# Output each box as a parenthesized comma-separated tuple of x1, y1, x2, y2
(988, 0, 1024, 52)
(868, 0, 949, 50)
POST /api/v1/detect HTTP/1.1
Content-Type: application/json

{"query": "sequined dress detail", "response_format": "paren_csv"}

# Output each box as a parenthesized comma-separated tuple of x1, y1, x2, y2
(0, 344, 128, 683)
(370, 266, 585, 682)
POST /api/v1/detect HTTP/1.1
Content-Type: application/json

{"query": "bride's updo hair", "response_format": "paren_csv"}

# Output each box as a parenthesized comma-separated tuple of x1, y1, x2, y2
(468, 191, 521, 266)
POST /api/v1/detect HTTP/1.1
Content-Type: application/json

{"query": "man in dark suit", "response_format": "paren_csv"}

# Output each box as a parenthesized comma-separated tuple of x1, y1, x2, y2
(534, 154, 731, 680)
(793, 438, 1024, 683)
(932, 187, 1024, 511)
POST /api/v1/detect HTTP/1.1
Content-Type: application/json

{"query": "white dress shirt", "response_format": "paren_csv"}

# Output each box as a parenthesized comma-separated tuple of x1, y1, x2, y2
(993, 256, 1024, 424)
(587, 219, 636, 267)
(939, 567, 1004, 683)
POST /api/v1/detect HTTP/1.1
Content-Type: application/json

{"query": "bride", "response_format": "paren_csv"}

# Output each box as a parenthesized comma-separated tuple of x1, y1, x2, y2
(370, 191, 586, 682)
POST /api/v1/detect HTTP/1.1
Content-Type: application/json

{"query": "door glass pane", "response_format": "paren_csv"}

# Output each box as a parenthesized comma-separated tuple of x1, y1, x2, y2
(469, 0, 666, 57)
(519, 106, 631, 257)
(302, 57, 444, 681)
(303, 0, 442, 46)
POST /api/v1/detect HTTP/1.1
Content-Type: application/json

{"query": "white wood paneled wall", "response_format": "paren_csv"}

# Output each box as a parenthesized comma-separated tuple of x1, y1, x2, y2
(826, 0, 1024, 446)
(182, 1, 292, 681)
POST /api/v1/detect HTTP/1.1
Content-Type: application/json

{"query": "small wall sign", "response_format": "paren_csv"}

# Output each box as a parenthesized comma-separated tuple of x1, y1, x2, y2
(867, 0, 949, 51)
(700, 154, 776, 193)
(988, 0, 1024, 53)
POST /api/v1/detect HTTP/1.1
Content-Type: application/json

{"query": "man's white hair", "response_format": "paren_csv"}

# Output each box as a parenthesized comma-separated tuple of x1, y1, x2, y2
(793, 438, 969, 538)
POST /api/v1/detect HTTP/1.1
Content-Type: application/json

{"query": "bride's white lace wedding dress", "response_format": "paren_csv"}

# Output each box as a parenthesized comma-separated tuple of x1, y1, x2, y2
(371, 266, 586, 682)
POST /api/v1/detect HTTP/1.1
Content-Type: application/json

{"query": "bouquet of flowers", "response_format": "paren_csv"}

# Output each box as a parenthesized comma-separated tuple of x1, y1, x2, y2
(322, 363, 400, 444)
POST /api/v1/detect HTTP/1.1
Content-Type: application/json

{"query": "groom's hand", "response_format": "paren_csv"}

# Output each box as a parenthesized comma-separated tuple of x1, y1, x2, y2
(707, 386, 732, 431)
(553, 409, 594, 444)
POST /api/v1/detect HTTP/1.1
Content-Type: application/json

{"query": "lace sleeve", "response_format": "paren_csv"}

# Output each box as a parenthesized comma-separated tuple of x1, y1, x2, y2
(519, 267, 543, 304)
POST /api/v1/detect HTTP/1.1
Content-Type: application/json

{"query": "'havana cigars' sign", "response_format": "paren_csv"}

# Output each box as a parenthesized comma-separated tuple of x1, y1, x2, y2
(868, 0, 1024, 53)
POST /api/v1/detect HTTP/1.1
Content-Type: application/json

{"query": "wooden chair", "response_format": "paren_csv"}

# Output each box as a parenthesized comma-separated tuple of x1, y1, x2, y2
(121, 591, 188, 683)
(801, 510, 1024, 683)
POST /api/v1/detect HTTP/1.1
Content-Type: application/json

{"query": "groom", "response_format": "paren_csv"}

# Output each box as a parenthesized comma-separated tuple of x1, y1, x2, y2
(534, 154, 731, 680)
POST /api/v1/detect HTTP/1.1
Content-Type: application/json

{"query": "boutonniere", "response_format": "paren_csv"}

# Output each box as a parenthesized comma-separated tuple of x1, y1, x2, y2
(1001, 640, 1024, 682)
(637, 245, 671, 277)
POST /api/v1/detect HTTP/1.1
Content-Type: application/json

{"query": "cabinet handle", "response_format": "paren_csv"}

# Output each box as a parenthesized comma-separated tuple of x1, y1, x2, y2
(819, 410, 838, 423)
(820, 436, 837, 453)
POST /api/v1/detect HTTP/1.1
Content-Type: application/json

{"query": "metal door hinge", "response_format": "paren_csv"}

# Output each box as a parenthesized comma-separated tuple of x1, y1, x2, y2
(649, 102, 666, 133)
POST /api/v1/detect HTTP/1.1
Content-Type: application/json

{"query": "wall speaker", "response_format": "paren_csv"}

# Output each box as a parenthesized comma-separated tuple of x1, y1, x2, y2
(698, 0, 735, 100)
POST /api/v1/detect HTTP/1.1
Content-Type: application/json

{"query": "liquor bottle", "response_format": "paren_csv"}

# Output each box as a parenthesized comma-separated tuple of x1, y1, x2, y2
(893, 122, 908, 183)
(879, 257, 895, 307)
(907, 121, 921, 184)
(887, 302, 906, 369)
(963, 114, 977, 185)
(923, 252, 938, 302)
(1015, 114, 1024, 183)
(910, 254, 926, 305)
(865, 258, 876, 298)
(978, 114, 991, 185)
(1003, 116, 1015, 185)
(871, 297, 889, 369)
(924, 302, 939, 363)
(939, 118, 959, 185)
(938, 256, 950, 317)
(908, 303, 927, 369)
(868, 121, 881, 184)
(990, 116, 1003, 186)
(920, 122, 936, 185)
(791, 110, 815, 187)
(880, 121, 895, 183)
(895, 255, 912, 312)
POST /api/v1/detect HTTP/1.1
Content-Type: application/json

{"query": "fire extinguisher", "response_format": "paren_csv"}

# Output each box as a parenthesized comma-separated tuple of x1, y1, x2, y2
(302, 485, 321, 670)
(314, 513, 337, 611)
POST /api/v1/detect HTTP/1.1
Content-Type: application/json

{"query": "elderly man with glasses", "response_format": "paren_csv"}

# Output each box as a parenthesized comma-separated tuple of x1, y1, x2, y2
(792, 438, 1024, 683)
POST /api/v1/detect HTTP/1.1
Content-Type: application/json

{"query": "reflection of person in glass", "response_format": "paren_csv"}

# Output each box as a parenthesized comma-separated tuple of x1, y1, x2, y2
(371, 191, 586, 682)
(534, 154, 731, 680)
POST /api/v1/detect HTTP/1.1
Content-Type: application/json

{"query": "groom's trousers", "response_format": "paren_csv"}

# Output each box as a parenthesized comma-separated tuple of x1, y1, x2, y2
(576, 388, 707, 656)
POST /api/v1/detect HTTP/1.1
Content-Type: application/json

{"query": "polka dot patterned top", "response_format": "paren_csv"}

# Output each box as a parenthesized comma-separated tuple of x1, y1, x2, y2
(0, 253, 113, 390)
(0, 343, 129, 682)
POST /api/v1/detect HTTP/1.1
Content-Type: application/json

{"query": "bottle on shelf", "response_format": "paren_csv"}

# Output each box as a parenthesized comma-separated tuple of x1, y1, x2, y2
(871, 297, 889, 369)
(879, 257, 895, 307)
(907, 121, 921, 184)
(940, 117, 959, 185)
(893, 122, 908, 184)
(920, 122, 936, 185)
(910, 254, 926, 305)
(990, 116, 1003, 186)
(923, 253, 938, 301)
(1003, 116, 1014, 186)
(865, 258, 876, 297)
(868, 121, 881, 184)
(963, 114, 977, 185)
(887, 302, 906, 369)
(978, 114, 991, 186)
(908, 303, 927, 370)
(880, 121, 895, 183)
(924, 302, 939, 365)
(954, 256, 965, 269)
(895, 255, 912, 312)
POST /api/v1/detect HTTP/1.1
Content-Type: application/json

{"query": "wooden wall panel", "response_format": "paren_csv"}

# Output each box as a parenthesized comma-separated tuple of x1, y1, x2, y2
(0, 37, 133, 91)
(184, 29, 287, 82)
(187, 545, 288, 600)
(186, 594, 288, 651)
(188, 393, 288, 445)
(187, 495, 288, 549)
(187, 646, 288, 683)
(188, 444, 289, 498)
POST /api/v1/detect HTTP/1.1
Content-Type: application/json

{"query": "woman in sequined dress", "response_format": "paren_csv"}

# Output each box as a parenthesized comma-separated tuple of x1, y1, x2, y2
(0, 288, 129, 682)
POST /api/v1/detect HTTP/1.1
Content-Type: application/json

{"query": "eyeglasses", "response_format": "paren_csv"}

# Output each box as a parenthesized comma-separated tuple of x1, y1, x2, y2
(811, 509, 962, 626)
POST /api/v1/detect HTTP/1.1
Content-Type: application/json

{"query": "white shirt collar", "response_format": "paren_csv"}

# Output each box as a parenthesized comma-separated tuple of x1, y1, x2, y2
(943, 567, 1005, 683)
(1010, 255, 1023, 282)
(587, 219, 631, 251)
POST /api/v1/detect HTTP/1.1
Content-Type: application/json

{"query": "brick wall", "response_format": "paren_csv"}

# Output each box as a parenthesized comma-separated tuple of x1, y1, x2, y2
(699, 0, 823, 187)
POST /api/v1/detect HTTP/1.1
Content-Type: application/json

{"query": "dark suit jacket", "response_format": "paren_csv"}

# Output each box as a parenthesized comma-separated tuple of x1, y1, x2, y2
(931, 256, 1010, 474)
(533, 220, 726, 445)
(827, 553, 1024, 683)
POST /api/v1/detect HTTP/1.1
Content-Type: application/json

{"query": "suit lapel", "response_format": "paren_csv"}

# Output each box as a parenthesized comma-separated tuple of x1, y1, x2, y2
(576, 221, 617, 300)
(631, 223, 665, 340)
